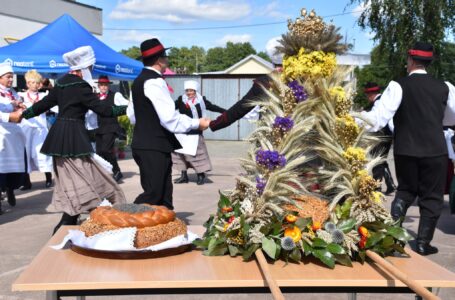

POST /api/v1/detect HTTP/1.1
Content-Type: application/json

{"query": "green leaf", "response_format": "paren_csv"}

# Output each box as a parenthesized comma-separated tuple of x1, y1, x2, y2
(333, 254, 353, 267)
(289, 248, 302, 262)
(365, 232, 385, 248)
(362, 221, 387, 231)
(381, 235, 395, 249)
(358, 250, 366, 264)
(243, 243, 260, 261)
(337, 219, 356, 233)
(295, 217, 311, 230)
(193, 238, 209, 249)
(302, 241, 312, 256)
(262, 237, 278, 259)
(228, 245, 240, 257)
(335, 205, 342, 219)
(313, 249, 335, 269)
(210, 244, 228, 256)
(272, 222, 283, 236)
(312, 238, 328, 248)
(327, 243, 346, 254)
(387, 226, 413, 242)
(392, 244, 407, 254)
(218, 191, 231, 209)
(207, 238, 218, 253)
(340, 198, 352, 219)
(243, 222, 250, 239)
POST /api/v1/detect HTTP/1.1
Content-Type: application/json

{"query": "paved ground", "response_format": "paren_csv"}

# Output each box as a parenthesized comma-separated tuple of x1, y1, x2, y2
(0, 140, 454, 300)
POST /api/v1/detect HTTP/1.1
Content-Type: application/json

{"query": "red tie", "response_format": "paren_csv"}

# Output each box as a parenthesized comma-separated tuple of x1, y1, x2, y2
(99, 93, 107, 100)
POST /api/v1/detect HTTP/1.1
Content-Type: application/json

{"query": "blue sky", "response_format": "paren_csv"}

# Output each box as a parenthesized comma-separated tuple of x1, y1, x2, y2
(77, 0, 375, 56)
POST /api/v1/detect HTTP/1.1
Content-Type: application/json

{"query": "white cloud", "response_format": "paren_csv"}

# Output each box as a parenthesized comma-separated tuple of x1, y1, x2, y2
(265, 36, 283, 64)
(217, 34, 252, 45)
(111, 30, 159, 43)
(110, 0, 251, 23)
(351, 1, 371, 18)
(257, 1, 290, 20)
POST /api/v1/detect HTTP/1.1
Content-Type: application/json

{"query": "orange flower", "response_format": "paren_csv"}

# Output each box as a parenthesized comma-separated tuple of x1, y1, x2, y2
(358, 226, 369, 237)
(311, 221, 322, 231)
(284, 226, 302, 242)
(359, 236, 367, 249)
(285, 214, 298, 223)
(221, 207, 233, 213)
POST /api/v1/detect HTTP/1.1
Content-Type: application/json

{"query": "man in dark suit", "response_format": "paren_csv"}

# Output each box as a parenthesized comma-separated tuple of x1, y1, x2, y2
(131, 38, 210, 209)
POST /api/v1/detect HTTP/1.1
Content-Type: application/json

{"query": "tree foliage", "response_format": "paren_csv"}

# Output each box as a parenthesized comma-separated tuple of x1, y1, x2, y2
(168, 46, 206, 74)
(202, 42, 261, 72)
(350, 0, 455, 79)
(120, 46, 141, 60)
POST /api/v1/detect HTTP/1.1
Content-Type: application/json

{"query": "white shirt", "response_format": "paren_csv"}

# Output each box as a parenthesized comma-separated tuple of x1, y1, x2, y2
(360, 70, 455, 131)
(127, 67, 199, 132)
(0, 103, 13, 123)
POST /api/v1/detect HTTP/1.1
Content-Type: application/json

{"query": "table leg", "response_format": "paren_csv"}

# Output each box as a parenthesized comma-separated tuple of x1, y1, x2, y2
(76, 296, 86, 300)
(45, 291, 57, 300)
(348, 293, 357, 300)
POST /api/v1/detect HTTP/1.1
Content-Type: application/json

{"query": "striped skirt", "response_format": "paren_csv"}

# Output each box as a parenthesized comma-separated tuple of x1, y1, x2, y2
(172, 135, 212, 173)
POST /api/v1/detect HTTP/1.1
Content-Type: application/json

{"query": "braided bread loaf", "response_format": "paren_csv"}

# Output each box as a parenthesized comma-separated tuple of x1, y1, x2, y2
(90, 204, 176, 228)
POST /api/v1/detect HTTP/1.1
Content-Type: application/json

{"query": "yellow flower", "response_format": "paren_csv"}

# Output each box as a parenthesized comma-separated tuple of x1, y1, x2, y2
(284, 226, 302, 242)
(371, 191, 383, 204)
(282, 48, 337, 81)
(223, 223, 230, 232)
(335, 115, 360, 149)
(285, 214, 298, 223)
(343, 147, 367, 174)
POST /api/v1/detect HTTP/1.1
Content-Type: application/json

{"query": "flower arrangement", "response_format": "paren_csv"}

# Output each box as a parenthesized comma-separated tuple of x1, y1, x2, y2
(195, 8, 411, 268)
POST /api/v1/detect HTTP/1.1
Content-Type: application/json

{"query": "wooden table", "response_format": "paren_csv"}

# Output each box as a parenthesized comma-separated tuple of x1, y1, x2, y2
(12, 226, 455, 300)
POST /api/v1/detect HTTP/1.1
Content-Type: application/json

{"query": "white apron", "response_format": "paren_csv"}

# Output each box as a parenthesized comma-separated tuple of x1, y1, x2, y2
(0, 92, 26, 173)
(18, 91, 53, 173)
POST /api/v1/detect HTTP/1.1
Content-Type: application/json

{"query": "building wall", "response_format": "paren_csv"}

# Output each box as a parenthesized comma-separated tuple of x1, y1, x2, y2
(0, 0, 102, 47)
(228, 59, 272, 75)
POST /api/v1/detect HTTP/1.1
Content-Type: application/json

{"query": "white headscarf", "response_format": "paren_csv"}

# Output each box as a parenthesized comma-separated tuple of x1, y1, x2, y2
(0, 62, 13, 77)
(63, 46, 96, 88)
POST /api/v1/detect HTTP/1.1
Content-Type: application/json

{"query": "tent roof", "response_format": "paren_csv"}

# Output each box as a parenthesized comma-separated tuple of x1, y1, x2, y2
(0, 14, 143, 80)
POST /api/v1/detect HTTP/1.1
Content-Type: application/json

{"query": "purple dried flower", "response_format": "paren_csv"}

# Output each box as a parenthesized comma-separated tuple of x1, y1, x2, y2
(255, 149, 287, 170)
(256, 176, 267, 195)
(273, 116, 294, 132)
(288, 80, 308, 102)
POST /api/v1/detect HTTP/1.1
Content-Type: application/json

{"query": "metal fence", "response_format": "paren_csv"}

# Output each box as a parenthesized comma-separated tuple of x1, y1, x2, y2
(166, 74, 261, 141)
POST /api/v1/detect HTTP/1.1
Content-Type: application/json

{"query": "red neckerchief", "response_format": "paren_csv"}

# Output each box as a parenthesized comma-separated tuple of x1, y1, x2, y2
(27, 91, 40, 103)
(0, 87, 13, 99)
(99, 92, 107, 100)
(185, 96, 197, 109)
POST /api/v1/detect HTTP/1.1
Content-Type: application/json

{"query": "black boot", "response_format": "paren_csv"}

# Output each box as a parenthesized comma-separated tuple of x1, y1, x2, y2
(415, 217, 439, 255)
(197, 173, 206, 185)
(20, 174, 32, 190)
(174, 171, 189, 184)
(113, 171, 124, 182)
(391, 197, 411, 225)
(383, 168, 396, 195)
(6, 188, 16, 207)
(53, 213, 80, 235)
(45, 172, 53, 188)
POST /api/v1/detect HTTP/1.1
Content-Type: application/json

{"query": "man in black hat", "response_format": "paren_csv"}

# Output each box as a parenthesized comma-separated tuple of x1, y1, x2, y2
(131, 38, 210, 209)
(363, 82, 396, 195)
(361, 42, 455, 255)
(95, 75, 129, 182)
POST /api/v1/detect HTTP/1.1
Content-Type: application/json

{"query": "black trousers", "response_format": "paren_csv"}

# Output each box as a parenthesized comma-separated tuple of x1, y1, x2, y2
(132, 149, 173, 209)
(394, 154, 448, 219)
(96, 132, 120, 174)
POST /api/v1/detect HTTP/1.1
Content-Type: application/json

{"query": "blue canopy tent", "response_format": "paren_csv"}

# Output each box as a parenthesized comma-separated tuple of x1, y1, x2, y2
(0, 14, 143, 80)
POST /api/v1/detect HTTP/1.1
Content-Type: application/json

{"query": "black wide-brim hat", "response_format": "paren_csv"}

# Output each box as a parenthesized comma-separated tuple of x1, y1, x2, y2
(138, 38, 171, 61)
(364, 82, 380, 93)
(96, 75, 113, 84)
(408, 41, 434, 61)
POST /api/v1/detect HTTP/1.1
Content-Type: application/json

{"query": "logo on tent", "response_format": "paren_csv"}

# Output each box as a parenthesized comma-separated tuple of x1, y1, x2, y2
(115, 64, 133, 74)
(49, 60, 68, 68)
(3, 58, 34, 67)
(4, 58, 13, 66)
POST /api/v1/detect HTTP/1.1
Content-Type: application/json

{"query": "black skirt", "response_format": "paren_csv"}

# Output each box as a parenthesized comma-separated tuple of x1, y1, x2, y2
(41, 118, 93, 157)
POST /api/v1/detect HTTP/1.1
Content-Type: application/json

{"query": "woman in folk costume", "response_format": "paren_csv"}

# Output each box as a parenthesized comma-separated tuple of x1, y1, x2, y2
(21, 46, 127, 233)
(0, 63, 26, 213)
(172, 80, 225, 185)
(18, 70, 53, 190)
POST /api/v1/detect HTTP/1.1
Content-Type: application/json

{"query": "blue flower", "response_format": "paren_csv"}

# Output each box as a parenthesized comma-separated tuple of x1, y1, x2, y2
(256, 149, 287, 170)
(256, 176, 267, 195)
(281, 236, 296, 250)
(288, 80, 308, 102)
(273, 116, 294, 132)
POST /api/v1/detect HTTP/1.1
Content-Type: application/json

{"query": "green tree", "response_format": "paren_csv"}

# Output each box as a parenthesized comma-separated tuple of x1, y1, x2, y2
(168, 46, 206, 74)
(257, 51, 272, 62)
(202, 42, 258, 72)
(440, 42, 455, 84)
(350, 0, 455, 79)
(120, 46, 141, 60)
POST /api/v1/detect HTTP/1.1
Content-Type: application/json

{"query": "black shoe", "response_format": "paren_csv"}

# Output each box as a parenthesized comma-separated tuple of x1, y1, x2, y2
(383, 169, 396, 195)
(415, 217, 439, 256)
(197, 173, 206, 185)
(45, 172, 53, 188)
(174, 171, 189, 184)
(53, 213, 79, 235)
(6, 188, 16, 207)
(390, 197, 411, 224)
(113, 171, 123, 182)
(20, 174, 32, 190)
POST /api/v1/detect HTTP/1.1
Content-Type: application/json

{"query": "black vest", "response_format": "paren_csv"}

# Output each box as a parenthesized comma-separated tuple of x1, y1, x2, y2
(96, 91, 121, 134)
(131, 68, 181, 152)
(393, 73, 449, 157)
